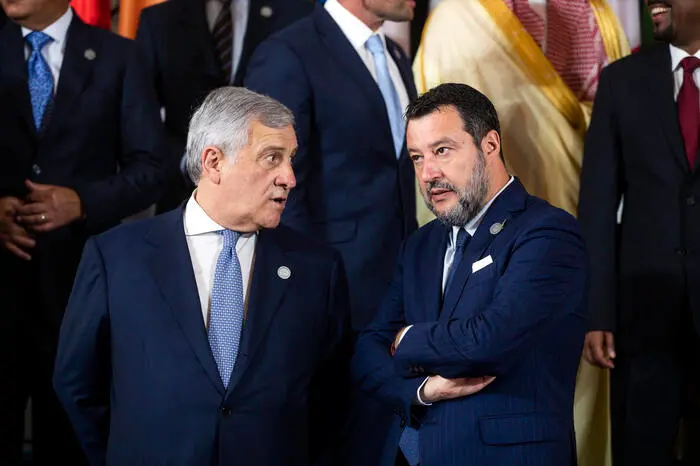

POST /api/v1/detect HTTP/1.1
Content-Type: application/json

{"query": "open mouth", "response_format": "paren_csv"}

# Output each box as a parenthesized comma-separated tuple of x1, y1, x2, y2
(271, 197, 287, 207)
(648, 2, 671, 20)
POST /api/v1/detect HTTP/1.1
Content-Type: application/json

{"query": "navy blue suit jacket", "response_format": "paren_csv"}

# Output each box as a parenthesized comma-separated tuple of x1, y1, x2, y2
(0, 13, 165, 319)
(53, 208, 350, 466)
(244, 6, 418, 330)
(352, 180, 587, 466)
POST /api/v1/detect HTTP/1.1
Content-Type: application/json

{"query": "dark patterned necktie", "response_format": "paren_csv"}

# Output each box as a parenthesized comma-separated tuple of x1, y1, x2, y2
(212, 0, 233, 83)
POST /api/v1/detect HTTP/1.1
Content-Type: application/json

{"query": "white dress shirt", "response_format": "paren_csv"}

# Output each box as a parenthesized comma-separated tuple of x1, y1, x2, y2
(324, 0, 410, 114)
(405, 176, 514, 405)
(669, 44, 700, 102)
(183, 194, 257, 327)
(22, 7, 73, 94)
(205, 0, 249, 82)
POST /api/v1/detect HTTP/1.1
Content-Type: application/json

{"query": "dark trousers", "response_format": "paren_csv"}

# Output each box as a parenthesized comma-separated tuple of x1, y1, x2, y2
(0, 250, 88, 466)
(611, 309, 700, 466)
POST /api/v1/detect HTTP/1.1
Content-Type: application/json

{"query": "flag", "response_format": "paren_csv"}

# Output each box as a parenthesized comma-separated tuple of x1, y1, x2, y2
(607, 0, 642, 52)
(71, 0, 111, 29)
(118, 0, 167, 39)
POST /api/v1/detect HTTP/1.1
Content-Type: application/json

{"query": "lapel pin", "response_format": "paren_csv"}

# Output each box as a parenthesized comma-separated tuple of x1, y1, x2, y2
(277, 266, 291, 280)
(260, 6, 273, 18)
(489, 221, 504, 235)
(84, 48, 96, 60)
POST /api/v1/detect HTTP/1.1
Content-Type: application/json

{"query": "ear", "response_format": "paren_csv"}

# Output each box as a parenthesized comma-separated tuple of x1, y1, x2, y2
(480, 130, 501, 159)
(200, 146, 225, 184)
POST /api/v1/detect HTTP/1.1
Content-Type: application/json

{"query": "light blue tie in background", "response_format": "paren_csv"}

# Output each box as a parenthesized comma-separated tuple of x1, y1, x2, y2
(208, 230, 245, 389)
(366, 34, 405, 158)
(26, 31, 54, 130)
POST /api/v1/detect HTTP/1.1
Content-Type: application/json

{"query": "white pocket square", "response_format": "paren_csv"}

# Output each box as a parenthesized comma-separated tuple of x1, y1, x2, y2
(472, 255, 493, 273)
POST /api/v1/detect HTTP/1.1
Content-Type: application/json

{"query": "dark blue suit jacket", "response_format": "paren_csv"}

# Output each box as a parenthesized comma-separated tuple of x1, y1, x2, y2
(0, 13, 165, 319)
(53, 208, 350, 466)
(244, 6, 418, 331)
(353, 180, 587, 466)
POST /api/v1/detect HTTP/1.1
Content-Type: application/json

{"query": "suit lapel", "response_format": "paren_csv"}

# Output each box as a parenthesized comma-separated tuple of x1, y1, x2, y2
(644, 45, 689, 173)
(42, 15, 93, 140)
(0, 20, 35, 136)
(227, 228, 292, 392)
(386, 37, 417, 101)
(419, 223, 449, 322)
(314, 8, 392, 131)
(146, 209, 225, 395)
(441, 180, 528, 320)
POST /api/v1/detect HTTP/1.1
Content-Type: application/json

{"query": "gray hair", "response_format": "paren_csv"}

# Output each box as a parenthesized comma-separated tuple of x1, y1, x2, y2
(185, 87, 295, 183)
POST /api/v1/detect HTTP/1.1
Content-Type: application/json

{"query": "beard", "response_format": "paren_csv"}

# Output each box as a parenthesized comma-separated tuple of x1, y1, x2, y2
(422, 150, 490, 227)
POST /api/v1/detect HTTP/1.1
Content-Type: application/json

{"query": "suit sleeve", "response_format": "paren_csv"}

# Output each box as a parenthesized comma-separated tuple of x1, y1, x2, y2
(74, 42, 166, 232)
(308, 251, 352, 465)
(244, 39, 313, 232)
(350, 243, 426, 422)
(577, 66, 624, 332)
(53, 237, 111, 466)
(393, 215, 588, 379)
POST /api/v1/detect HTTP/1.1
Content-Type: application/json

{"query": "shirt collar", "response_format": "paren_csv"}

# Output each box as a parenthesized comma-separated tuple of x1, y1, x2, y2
(22, 7, 73, 47)
(669, 43, 700, 72)
(184, 192, 258, 238)
(451, 176, 515, 243)
(184, 192, 225, 236)
(324, 0, 387, 53)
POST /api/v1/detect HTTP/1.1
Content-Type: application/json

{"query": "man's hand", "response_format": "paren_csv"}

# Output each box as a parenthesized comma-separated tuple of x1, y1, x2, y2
(419, 375, 496, 403)
(16, 180, 83, 233)
(0, 196, 35, 260)
(583, 331, 616, 369)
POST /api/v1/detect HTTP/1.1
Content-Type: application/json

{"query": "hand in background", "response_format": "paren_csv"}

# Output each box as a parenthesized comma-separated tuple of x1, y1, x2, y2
(16, 180, 83, 233)
(583, 330, 616, 369)
(0, 196, 35, 260)
(419, 375, 496, 403)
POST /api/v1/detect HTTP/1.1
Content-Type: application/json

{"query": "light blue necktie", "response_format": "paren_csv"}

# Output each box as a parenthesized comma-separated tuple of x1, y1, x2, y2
(26, 31, 54, 130)
(208, 230, 245, 389)
(366, 34, 405, 158)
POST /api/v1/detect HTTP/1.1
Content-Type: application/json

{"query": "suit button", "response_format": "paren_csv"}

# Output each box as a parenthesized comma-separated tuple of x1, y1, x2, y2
(676, 248, 687, 257)
(687, 195, 696, 206)
(221, 407, 232, 417)
(32, 164, 41, 175)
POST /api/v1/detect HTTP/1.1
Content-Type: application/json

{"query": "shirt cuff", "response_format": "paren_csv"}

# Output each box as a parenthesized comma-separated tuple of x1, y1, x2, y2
(415, 376, 432, 406)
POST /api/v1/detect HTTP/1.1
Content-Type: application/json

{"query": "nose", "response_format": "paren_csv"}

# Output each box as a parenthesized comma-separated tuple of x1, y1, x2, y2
(277, 160, 296, 190)
(419, 157, 442, 184)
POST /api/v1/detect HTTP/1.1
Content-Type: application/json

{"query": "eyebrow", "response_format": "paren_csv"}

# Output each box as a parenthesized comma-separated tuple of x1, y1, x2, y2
(427, 137, 459, 149)
(407, 137, 459, 154)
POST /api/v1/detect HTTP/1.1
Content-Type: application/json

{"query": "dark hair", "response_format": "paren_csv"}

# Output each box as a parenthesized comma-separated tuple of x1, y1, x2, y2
(405, 83, 503, 160)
